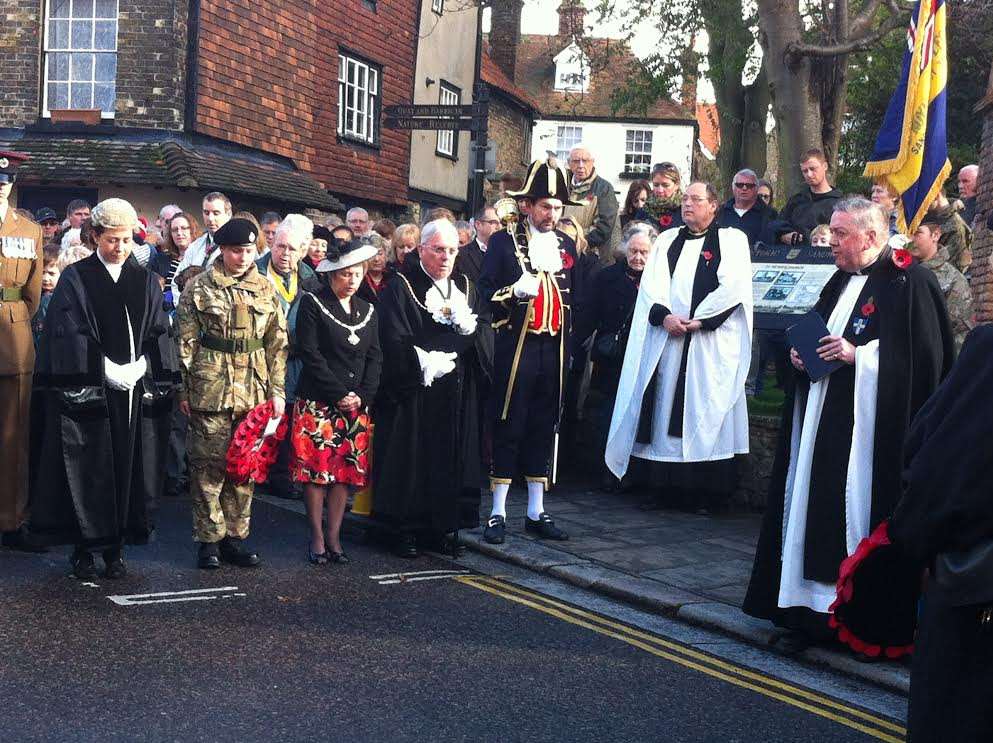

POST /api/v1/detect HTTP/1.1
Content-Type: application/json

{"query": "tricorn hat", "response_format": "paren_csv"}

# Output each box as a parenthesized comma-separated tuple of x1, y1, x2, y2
(316, 237, 377, 273)
(0, 151, 29, 185)
(507, 157, 582, 206)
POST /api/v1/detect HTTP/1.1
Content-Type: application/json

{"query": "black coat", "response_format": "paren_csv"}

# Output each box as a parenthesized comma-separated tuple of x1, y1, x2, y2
(574, 260, 640, 387)
(372, 262, 488, 533)
(743, 251, 954, 622)
(454, 239, 487, 284)
(717, 198, 778, 247)
(477, 222, 579, 421)
(29, 254, 178, 547)
(293, 287, 382, 408)
(772, 187, 843, 241)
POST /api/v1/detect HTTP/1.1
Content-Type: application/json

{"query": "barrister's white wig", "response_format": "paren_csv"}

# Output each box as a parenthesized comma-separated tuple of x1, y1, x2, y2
(89, 198, 138, 231)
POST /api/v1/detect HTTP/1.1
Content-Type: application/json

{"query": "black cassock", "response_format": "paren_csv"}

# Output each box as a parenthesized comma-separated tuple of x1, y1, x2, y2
(29, 254, 178, 547)
(372, 262, 490, 537)
(743, 249, 952, 634)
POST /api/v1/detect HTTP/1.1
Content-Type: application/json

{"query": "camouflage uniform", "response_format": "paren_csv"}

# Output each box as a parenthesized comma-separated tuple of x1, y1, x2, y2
(931, 203, 973, 274)
(923, 246, 974, 354)
(177, 262, 287, 543)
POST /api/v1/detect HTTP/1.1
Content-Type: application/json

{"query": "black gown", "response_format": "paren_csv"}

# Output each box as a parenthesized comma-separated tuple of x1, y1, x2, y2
(743, 249, 952, 635)
(372, 261, 490, 538)
(29, 254, 178, 547)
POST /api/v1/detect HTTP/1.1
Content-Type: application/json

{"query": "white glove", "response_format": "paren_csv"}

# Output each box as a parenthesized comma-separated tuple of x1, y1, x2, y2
(512, 272, 540, 299)
(104, 357, 136, 391)
(414, 346, 457, 387)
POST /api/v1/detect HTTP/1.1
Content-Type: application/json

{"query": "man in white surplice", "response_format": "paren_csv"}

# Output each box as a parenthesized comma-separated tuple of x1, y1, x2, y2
(743, 197, 953, 651)
(606, 182, 753, 510)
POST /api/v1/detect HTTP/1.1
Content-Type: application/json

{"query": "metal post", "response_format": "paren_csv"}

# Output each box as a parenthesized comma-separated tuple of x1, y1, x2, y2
(468, 0, 487, 217)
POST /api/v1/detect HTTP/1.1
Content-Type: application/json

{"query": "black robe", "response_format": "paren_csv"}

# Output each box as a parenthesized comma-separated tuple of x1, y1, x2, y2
(371, 262, 490, 536)
(28, 254, 178, 548)
(743, 250, 953, 628)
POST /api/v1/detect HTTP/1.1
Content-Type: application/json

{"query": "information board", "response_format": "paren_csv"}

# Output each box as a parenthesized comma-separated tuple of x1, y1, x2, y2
(750, 243, 837, 330)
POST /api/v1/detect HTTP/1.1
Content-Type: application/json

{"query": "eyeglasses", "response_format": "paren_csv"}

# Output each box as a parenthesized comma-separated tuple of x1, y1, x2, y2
(734, 182, 756, 189)
(757, 193, 771, 202)
(568, 157, 592, 165)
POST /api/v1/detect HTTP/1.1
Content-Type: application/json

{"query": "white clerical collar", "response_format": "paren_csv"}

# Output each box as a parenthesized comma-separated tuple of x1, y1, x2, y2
(0, 203, 8, 223)
(97, 250, 125, 282)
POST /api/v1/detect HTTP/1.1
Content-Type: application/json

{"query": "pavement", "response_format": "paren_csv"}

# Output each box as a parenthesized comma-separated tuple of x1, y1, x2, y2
(459, 483, 912, 696)
(0, 496, 903, 742)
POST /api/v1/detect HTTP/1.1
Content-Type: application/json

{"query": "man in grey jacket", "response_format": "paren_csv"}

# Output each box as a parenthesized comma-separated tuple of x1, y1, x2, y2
(566, 145, 619, 265)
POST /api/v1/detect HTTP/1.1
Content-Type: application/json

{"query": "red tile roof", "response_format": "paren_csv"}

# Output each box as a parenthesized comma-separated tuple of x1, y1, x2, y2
(512, 34, 693, 122)
(481, 47, 542, 113)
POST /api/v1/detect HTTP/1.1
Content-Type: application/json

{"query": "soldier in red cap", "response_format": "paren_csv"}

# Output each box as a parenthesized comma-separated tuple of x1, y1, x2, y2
(0, 151, 45, 551)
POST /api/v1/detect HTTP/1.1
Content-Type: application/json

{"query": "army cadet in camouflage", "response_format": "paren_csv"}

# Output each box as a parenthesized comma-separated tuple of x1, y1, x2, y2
(912, 217, 974, 354)
(177, 218, 288, 569)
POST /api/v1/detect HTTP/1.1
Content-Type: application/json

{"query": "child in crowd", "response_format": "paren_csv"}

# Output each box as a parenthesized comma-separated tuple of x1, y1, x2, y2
(32, 244, 62, 347)
(810, 223, 832, 249)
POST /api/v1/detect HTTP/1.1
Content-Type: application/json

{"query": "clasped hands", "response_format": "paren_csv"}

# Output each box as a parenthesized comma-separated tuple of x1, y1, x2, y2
(661, 315, 702, 337)
(335, 392, 361, 413)
(103, 356, 147, 392)
(790, 334, 856, 371)
(414, 346, 457, 387)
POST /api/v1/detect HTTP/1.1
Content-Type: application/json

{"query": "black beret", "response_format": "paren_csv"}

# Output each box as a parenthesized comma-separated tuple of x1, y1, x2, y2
(213, 218, 258, 247)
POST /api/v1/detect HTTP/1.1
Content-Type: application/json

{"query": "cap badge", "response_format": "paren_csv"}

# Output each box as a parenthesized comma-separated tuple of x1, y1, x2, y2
(249, 232, 256, 242)
(0, 158, 8, 169)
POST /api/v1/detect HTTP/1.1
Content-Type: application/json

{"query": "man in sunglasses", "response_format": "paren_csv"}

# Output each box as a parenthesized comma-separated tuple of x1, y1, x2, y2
(717, 169, 779, 248)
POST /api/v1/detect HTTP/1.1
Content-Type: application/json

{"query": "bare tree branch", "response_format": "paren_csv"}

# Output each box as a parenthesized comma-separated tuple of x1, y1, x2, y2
(849, 0, 884, 39)
(789, 0, 911, 58)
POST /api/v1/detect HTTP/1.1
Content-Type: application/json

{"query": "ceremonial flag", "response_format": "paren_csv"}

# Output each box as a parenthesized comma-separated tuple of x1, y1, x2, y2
(863, 0, 950, 234)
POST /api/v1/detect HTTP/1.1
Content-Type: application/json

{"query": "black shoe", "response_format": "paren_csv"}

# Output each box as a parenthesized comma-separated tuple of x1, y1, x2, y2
(328, 551, 350, 565)
(218, 537, 261, 567)
(197, 542, 221, 570)
(102, 548, 127, 579)
(483, 515, 506, 544)
(524, 512, 569, 541)
(394, 534, 418, 559)
(773, 630, 812, 655)
(70, 549, 98, 580)
(2, 528, 48, 553)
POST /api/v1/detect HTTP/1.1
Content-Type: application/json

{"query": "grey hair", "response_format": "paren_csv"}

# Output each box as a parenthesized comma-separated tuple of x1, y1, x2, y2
(733, 169, 757, 182)
(454, 220, 473, 236)
(622, 221, 659, 250)
(275, 213, 314, 250)
(159, 204, 181, 220)
(420, 218, 459, 247)
(833, 197, 889, 243)
(346, 207, 369, 221)
(568, 144, 593, 160)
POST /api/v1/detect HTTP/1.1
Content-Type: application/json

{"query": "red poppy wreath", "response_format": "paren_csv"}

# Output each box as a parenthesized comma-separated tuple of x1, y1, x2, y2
(225, 400, 289, 485)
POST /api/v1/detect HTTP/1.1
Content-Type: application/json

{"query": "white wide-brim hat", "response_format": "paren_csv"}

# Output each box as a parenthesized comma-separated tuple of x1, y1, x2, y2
(315, 238, 379, 273)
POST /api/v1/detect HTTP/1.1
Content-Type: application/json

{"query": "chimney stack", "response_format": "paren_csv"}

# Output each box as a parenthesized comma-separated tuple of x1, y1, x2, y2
(557, 0, 586, 37)
(489, 0, 524, 82)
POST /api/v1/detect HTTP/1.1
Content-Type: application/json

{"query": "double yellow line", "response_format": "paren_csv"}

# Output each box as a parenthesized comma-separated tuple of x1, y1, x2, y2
(457, 575, 906, 743)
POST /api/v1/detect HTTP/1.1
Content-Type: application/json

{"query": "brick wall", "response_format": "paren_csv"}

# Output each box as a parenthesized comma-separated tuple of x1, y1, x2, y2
(970, 111, 993, 323)
(0, 1, 42, 127)
(115, 0, 187, 129)
(195, 0, 417, 208)
(483, 92, 531, 203)
(0, 1, 185, 130)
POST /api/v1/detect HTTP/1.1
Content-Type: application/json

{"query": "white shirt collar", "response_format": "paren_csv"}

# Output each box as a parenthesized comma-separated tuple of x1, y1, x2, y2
(97, 250, 124, 282)
(0, 203, 8, 223)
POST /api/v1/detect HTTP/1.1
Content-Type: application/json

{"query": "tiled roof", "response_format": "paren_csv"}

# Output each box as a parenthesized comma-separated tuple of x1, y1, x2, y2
(0, 132, 343, 211)
(514, 34, 693, 122)
(481, 47, 542, 113)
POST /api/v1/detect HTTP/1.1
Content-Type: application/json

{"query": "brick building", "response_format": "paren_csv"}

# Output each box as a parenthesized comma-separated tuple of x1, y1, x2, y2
(0, 1, 424, 222)
(969, 60, 993, 323)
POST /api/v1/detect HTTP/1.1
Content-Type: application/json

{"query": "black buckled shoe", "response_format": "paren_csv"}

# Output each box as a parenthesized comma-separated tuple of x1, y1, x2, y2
(394, 534, 418, 559)
(483, 515, 506, 544)
(218, 537, 261, 567)
(102, 547, 127, 579)
(197, 541, 221, 570)
(525, 512, 569, 541)
(70, 549, 98, 580)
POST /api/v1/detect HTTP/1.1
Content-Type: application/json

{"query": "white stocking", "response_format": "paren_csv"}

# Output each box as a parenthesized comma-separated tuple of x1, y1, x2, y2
(526, 480, 545, 520)
(490, 482, 510, 519)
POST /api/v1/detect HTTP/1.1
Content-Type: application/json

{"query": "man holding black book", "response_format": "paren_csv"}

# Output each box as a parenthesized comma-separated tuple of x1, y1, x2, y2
(743, 196, 954, 652)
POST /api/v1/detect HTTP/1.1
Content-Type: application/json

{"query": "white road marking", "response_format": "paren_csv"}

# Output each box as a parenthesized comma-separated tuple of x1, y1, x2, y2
(107, 586, 243, 606)
(376, 573, 471, 585)
(80, 582, 100, 588)
(368, 569, 470, 580)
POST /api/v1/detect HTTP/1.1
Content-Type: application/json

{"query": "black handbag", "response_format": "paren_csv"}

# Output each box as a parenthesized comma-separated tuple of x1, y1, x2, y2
(591, 306, 635, 364)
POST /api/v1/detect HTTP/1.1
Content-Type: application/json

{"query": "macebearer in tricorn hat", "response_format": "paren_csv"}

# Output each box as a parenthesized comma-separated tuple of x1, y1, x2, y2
(477, 157, 581, 545)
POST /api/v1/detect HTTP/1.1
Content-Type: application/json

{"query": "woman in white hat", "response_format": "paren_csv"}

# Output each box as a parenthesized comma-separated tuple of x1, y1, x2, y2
(291, 238, 382, 564)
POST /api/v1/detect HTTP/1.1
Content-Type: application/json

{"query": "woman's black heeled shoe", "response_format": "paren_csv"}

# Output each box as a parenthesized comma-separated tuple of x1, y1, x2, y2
(308, 548, 328, 565)
(328, 551, 350, 565)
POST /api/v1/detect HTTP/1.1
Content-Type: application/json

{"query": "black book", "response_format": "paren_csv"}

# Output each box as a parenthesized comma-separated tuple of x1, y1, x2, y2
(786, 311, 844, 382)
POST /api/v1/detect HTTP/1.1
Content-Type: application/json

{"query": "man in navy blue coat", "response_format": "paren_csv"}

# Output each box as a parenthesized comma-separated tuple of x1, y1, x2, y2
(477, 158, 581, 545)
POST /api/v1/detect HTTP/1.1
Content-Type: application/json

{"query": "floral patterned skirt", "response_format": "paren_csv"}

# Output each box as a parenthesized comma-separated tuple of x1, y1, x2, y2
(290, 398, 371, 487)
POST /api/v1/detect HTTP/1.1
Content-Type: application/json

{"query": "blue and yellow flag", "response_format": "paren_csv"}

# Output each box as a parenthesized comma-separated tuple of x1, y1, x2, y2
(863, 0, 951, 234)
